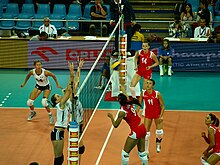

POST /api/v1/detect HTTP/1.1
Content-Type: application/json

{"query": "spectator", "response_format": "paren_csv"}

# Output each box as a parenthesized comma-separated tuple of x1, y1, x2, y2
(196, 0, 210, 27)
(180, 3, 194, 37)
(194, 19, 211, 38)
(109, 0, 136, 55)
(158, 39, 174, 76)
(215, 0, 220, 15)
(208, 22, 220, 43)
(89, 0, 108, 36)
(131, 23, 144, 42)
(146, 33, 163, 42)
(39, 17, 58, 38)
(169, 16, 186, 38)
(30, 31, 48, 41)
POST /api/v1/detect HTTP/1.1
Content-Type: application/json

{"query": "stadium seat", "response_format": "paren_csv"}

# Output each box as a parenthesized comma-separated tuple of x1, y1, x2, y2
(0, 3, 3, 18)
(31, 14, 44, 30)
(187, 0, 199, 12)
(66, 4, 82, 31)
(0, 0, 9, 10)
(34, 4, 50, 18)
(24, 0, 33, 4)
(104, 4, 111, 20)
(50, 4, 66, 19)
(131, 41, 142, 51)
(0, 13, 15, 29)
(82, 4, 93, 20)
(213, 16, 220, 29)
(3, 3, 19, 18)
(49, 14, 64, 31)
(15, 14, 32, 31)
(19, 4, 35, 18)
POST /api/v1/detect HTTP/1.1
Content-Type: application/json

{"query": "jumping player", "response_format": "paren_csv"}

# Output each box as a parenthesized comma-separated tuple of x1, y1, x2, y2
(20, 60, 62, 124)
(107, 92, 148, 165)
(137, 79, 165, 156)
(201, 113, 220, 165)
(129, 42, 159, 99)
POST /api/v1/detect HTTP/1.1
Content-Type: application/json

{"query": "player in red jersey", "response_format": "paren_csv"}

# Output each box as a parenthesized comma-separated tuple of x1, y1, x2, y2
(201, 113, 220, 165)
(137, 79, 165, 156)
(107, 93, 148, 165)
(129, 42, 159, 99)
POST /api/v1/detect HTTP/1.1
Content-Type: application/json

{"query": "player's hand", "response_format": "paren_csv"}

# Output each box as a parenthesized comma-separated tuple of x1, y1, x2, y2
(78, 59, 84, 69)
(146, 66, 151, 70)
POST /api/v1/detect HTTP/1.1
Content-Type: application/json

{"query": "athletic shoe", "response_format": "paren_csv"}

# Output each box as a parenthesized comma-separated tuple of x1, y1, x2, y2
(27, 111, 36, 121)
(156, 143, 161, 153)
(168, 69, 172, 76)
(160, 71, 164, 76)
(49, 114, 54, 125)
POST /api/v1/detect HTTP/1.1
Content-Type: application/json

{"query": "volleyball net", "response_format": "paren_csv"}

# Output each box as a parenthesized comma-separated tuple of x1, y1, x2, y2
(67, 15, 124, 165)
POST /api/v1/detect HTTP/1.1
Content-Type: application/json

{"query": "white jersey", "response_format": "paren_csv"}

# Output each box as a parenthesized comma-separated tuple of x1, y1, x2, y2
(39, 24, 57, 37)
(55, 103, 69, 128)
(33, 68, 50, 86)
(67, 98, 83, 123)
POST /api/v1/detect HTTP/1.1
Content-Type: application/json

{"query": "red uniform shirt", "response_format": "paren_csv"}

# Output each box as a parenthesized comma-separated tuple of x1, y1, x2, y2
(142, 89, 161, 119)
(209, 125, 220, 153)
(136, 50, 153, 80)
(121, 104, 146, 139)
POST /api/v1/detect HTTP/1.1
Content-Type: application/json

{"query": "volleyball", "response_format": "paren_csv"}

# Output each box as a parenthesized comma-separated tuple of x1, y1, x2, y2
(111, 60, 121, 70)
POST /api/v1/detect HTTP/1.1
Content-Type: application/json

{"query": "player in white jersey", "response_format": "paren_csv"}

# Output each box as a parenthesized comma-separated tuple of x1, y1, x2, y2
(20, 60, 62, 124)
(50, 61, 75, 165)
(62, 58, 85, 163)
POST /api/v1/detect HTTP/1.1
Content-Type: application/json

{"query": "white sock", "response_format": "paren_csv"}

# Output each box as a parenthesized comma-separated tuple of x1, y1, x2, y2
(145, 132, 150, 153)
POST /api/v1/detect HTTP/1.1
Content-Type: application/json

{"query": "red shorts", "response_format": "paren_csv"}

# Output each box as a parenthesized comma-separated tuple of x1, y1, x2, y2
(129, 123, 147, 139)
(136, 69, 152, 80)
(144, 109, 161, 119)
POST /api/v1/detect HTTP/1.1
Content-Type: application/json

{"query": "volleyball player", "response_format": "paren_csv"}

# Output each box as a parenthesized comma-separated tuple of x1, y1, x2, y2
(20, 60, 62, 124)
(137, 79, 165, 156)
(129, 42, 159, 99)
(107, 92, 148, 165)
(50, 61, 75, 165)
(63, 59, 85, 163)
(201, 113, 220, 165)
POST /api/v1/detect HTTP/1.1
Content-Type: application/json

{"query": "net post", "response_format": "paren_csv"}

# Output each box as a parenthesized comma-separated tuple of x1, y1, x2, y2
(68, 121, 79, 165)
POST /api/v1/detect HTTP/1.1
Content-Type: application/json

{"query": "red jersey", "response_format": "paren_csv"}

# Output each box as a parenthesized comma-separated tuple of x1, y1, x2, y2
(142, 89, 161, 119)
(209, 124, 220, 153)
(136, 50, 153, 80)
(121, 104, 146, 139)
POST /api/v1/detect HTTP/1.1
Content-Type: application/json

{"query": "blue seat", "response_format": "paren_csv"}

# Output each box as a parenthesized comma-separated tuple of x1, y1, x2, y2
(82, 4, 93, 20)
(213, 16, 220, 29)
(34, 4, 50, 18)
(32, 14, 44, 30)
(15, 14, 32, 31)
(66, 4, 82, 30)
(187, 0, 200, 12)
(67, 4, 82, 18)
(24, 0, 33, 4)
(0, 13, 15, 29)
(104, 4, 110, 20)
(19, 4, 35, 18)
(50, 4, 66, 19)
(50, 14, 64, 30)
(0, 0, 9, 10)
(0, 3, 3, 18)
(3, 3, 19, 18)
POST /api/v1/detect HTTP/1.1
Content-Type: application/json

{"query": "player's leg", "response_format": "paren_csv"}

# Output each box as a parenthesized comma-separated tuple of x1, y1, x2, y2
(167, 57, 173, 76)
(137, 138, 148, 165)
(144, 118, 153, 155)
(43, 89, 54, 124)
(130, 73, 141, 98)
(51, 128, 65, 165)
(155, 118, 164, 153)
(27, 88, 41, 121)
(206, 153, 220, 165)
(159, 56, 164, 76)
(122, 137, 138, 165)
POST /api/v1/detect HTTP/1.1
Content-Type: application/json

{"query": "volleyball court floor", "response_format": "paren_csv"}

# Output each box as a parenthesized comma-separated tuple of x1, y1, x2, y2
(0, 69, 220, 165)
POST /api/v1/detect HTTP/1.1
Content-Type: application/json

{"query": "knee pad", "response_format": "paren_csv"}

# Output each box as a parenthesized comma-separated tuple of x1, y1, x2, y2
(27, 99, 34, 106)
(156, 129, 163, 139)
(41, 98, 48, 107)
(79, 145, 85, 154)
(138, 151, 148, 162)
(121, 150, 129, 165)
